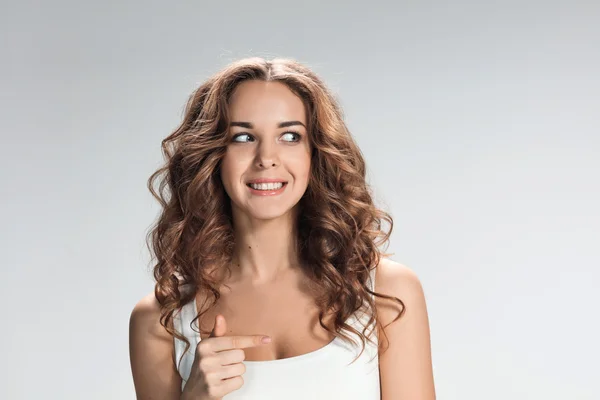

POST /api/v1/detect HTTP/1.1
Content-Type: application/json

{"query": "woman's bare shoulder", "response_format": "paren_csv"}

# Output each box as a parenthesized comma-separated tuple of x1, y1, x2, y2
(374, 258, 436, 399)
(374, 258, 425, 324)
(130, 292, 174, 338)
(129, 292, 182, 399)
(375, 257, 422, 292)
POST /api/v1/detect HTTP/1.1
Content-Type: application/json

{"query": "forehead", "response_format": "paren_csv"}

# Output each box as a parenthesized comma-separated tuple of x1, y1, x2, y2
(228, 80, 307, 123)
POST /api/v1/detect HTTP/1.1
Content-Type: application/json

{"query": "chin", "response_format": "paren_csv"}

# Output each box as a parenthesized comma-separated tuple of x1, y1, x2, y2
(246, 206, 295, 221)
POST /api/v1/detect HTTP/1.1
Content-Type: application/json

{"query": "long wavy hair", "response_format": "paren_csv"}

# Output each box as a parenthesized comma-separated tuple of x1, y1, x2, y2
(146, 57, 405, 368)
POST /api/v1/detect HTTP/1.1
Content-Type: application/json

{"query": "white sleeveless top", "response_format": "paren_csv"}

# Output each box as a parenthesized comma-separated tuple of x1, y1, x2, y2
(173, 268, 380, 399)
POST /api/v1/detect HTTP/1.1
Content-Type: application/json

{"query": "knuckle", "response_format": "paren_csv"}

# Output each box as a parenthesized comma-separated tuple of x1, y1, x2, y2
(204, 371, 218, 384)
(206, 386, 221, 398)
(198, 341, 210, 354)
(235, 375, 244, 389)
(238, 349, 246, 361)
(231, 336, 240, 348)
(198, 358, 211, 372)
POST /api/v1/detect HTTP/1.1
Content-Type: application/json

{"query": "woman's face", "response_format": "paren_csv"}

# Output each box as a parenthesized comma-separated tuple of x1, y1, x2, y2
(220, 80, 311, 222)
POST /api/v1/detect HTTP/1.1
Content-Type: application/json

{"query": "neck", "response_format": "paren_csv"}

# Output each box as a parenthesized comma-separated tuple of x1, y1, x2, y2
(228, 206, 301, 284)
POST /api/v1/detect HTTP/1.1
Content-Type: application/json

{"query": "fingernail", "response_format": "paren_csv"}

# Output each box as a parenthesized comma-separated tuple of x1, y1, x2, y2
(261, 336, 272, 344)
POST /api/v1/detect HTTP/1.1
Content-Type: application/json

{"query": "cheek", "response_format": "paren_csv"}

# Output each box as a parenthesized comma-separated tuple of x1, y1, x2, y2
(221, 151, 248, 177)
(287, 151, 311, 181)
(219, 154, 241, 192)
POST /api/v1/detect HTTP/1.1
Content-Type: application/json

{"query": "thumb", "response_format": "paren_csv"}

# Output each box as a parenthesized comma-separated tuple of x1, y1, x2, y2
(209, 314, 227, 337)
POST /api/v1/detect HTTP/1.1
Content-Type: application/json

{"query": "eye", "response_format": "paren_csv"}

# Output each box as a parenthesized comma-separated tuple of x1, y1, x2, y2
(281, 131, 301, 142)
(232, 133, 254, 143)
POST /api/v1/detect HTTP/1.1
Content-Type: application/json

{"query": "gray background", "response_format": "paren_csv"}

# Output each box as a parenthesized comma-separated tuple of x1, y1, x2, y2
(1, 0, 598, 399)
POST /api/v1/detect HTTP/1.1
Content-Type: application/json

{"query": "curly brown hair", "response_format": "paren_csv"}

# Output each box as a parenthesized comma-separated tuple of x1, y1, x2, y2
(146, 57, 405, 369)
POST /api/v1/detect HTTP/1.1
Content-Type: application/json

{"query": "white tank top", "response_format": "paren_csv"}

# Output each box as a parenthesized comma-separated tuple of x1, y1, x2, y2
(173, 268, 380, 399)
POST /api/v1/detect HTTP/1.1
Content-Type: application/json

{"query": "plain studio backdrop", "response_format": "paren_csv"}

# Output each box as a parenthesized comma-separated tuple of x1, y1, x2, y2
(1, 0, 598, 399)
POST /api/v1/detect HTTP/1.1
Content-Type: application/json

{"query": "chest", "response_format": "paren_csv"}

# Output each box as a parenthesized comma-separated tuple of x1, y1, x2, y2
(196, 279, 337, 361)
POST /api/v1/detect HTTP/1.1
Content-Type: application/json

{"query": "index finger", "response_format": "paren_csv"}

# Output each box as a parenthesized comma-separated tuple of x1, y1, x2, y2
(207, 335, 271, 352)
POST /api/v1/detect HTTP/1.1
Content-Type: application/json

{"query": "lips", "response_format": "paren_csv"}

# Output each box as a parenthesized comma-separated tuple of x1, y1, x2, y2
(246, 180, 288, 196)
(246, 178, 288, 184)
(246, 182, 288, 188)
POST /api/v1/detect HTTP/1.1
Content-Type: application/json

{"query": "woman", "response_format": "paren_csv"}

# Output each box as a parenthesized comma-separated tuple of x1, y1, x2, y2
(129, 57, 436, 399)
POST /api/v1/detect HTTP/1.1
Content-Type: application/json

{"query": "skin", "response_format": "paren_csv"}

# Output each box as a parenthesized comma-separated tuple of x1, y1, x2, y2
(129, 80, 436, 399)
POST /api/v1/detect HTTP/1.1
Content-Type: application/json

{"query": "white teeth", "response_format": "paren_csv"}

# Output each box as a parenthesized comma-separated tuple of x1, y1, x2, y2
(250, 182, 284, 190)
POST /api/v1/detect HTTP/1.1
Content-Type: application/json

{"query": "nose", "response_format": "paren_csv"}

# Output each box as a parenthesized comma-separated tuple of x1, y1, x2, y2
(255, 140, 279, 169)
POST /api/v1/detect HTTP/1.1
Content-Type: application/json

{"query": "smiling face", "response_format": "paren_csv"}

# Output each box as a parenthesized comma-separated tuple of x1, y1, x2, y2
(220, 80, 312, 222)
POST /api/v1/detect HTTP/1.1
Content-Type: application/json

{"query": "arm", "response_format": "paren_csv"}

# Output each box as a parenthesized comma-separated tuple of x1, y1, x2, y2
(129, 292, 183, 400)
(376, 258, 436, 400)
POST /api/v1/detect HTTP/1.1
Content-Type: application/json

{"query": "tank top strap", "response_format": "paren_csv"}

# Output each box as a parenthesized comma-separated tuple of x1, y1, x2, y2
(175, 300, 199, 338)
(342, 265, 378, 342)
(173, 296, 200, 387)
(369, 265, 377, 296)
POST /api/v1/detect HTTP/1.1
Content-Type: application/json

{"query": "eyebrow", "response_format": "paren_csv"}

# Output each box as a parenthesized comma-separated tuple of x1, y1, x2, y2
(229, 121, 306, 129)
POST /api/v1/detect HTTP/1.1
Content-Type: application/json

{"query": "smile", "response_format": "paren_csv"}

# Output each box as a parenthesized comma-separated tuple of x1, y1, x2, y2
(247, 182, 286, 190)
(246, 182, 288, 195)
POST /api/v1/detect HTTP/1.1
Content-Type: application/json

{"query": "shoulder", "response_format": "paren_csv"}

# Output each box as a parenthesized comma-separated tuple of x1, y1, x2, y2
(129, 291, 176, 355)
(129, 292, 182, 399)
(374, 258, 436, 398)
(130, 292, 170, 337)
(376, 257, 421, 284)
(373, 257, 428, 326)
(375, 257, 424, 301)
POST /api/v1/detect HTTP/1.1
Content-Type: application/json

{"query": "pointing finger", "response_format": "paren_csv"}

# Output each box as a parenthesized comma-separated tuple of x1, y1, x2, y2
(209, 335, 271, 352)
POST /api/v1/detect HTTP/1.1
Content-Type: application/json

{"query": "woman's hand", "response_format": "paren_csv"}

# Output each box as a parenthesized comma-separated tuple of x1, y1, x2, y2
(181, 314, 271, 400)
